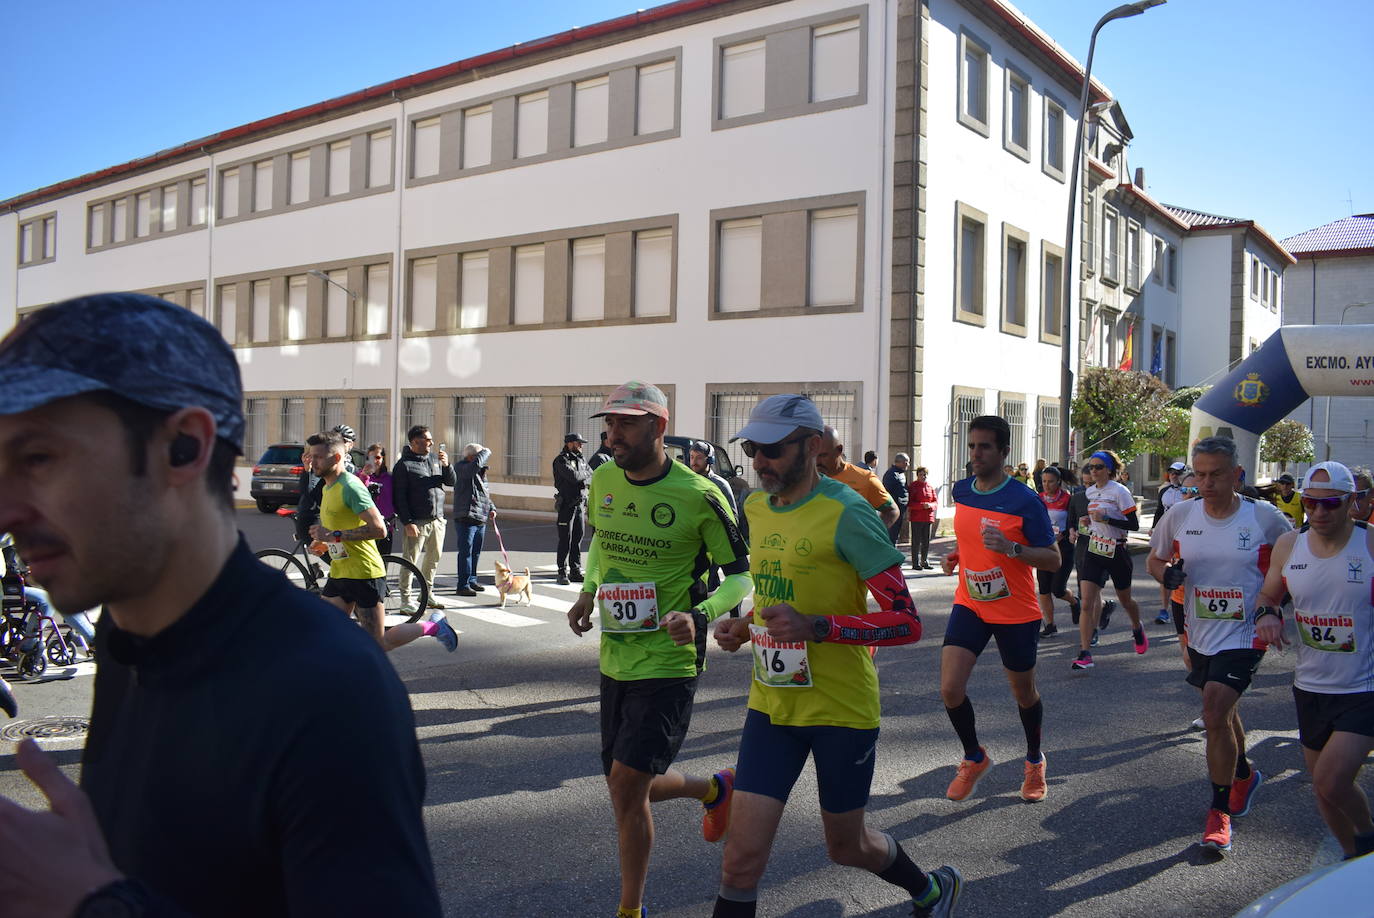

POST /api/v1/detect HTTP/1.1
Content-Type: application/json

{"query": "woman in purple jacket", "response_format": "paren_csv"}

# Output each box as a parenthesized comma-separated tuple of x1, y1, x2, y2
(360, 443, 397, 554)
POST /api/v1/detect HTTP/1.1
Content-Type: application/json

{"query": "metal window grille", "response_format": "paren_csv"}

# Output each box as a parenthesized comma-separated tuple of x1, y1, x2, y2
(454, 396, 486, 451)
(1037, 402, 1060, 466)
(359, 397, 388, 453)
(507, 396, 542, 477)
(949, 394, 984, 494)
(710, 389, 855, 489)
(564, 395, 603, 442)
(280, 398, 305, 444)
(403, 397, 435, 440)
(1001, 398, 1026, 467)
(318, 397, 345, 438)
(244, 398, 267, 461)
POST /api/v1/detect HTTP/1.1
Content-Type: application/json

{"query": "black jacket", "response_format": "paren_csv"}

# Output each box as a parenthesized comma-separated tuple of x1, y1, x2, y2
(882, 466, 910, 508)
(391, 446, 456, 525)
(552, 448, 592, 502)
(588, 446, 614, 470)
(453, 448, 493, 523)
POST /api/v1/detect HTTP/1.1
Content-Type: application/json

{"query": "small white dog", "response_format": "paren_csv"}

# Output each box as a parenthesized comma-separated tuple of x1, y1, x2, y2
(493, 560, 533, 607)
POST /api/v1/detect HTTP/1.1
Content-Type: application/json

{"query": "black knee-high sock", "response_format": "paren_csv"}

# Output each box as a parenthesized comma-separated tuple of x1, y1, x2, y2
(712, 886, 757, 918)
(946, 697, 981, 760)
(1211, 783, 1232, 813)
(874, 833, 932, 897)
(1018, 699, 1044, 763)
(1235, 751, 1251, 781)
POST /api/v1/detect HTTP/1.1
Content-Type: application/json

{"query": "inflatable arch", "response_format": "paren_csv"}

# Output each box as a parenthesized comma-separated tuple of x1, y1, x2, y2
(1189, 325, 1374, 474)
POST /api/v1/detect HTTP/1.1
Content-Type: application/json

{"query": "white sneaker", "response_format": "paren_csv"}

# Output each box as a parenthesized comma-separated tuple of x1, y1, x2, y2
(1191, 717, 1206, 730)
(400, 602, 420, 616)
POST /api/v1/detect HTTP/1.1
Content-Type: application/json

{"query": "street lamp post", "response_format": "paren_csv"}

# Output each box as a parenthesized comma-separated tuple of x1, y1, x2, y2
(1058, 0, 1166, 466)
(1322, 300, 1374, 459)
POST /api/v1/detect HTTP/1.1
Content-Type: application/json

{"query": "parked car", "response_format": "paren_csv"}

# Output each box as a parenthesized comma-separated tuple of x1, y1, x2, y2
(250, 443, 305, 513)
(664, 435, 752, 512)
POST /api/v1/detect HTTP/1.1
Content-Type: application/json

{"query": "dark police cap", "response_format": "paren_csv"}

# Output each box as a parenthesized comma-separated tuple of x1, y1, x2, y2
(0, 292, 245, 451)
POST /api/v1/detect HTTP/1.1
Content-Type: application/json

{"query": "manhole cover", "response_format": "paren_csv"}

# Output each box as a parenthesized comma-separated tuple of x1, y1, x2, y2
(0, 716, 90, 742)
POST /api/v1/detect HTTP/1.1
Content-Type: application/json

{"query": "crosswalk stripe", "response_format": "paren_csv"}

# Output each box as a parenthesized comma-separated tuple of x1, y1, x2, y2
(448, 607, 545, 628)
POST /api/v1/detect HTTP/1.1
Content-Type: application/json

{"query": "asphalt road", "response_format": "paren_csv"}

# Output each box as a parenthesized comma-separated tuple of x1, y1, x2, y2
(0, 508, 1364, 917)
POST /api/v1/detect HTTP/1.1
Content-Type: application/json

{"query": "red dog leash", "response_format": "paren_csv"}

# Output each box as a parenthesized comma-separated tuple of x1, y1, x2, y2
(490, 516, 511, 566)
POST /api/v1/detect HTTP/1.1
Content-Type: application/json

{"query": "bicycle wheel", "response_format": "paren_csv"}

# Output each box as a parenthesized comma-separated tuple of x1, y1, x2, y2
(381, 555, 428, 625)
(255, 549, 316, 592)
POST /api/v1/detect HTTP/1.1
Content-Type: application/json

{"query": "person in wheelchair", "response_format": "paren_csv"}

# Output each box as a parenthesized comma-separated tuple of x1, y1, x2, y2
(2, 533, 96, 657)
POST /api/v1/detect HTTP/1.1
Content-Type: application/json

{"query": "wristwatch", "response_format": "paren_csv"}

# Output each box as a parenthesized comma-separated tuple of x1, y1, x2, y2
(76, 879, 149, 917)
(331, 530, 342, 541)
(812, 616, 831, 643)
(1007, 542, 1023, 558)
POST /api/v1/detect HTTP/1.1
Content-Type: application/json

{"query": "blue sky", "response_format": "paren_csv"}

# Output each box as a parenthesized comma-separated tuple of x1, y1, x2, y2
(3, 0, 1369, 241)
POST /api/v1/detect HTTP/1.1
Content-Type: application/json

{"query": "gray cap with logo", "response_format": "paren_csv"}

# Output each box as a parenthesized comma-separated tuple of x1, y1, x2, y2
(0, 292, 245, 451)
(731, 393, 825, 444)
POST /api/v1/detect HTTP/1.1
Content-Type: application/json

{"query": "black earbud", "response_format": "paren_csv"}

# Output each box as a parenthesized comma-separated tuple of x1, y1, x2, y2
(170, 434, 201, 467)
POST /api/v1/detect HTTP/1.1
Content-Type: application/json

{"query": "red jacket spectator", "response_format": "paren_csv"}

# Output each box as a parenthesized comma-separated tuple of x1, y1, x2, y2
(908, 479, 938, 522)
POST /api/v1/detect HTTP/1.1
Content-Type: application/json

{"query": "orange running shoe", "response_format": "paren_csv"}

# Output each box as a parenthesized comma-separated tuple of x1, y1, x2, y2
(1201, 808, 1232, 852)
(1021, 756, 1047, 802)
(702, 767, 735, 842)
(945, 749, 993, 801)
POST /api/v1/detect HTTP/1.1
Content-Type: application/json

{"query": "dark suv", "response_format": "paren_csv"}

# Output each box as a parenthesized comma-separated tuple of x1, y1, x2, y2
(250, 444, 306, 513)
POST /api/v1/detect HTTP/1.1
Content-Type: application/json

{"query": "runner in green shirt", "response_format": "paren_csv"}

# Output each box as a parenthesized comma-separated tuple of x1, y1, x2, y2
(566, 381, 752, 918)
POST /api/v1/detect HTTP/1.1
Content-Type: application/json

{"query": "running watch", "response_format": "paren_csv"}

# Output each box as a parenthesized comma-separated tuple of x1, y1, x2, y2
(76, 878, 150, 917)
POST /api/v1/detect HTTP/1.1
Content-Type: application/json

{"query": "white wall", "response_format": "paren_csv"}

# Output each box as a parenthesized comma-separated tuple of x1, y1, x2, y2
(1176, 233, 1232, 388)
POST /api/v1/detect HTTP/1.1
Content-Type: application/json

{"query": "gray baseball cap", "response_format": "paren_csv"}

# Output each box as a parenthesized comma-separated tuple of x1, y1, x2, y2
(731, 393, 824, 444)
(0, 292, 245, 451)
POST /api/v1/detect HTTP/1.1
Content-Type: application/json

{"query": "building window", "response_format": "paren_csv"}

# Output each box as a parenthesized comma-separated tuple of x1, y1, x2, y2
(1167, 244, 1177, 290)
(455, 396, 486, 450)
(251, 280, 272, 343)
(634, 228, 673, 317)
(1082, 188, 1095, 273)
(367, 129, 392, 188)
(955, 203, 987, 324)
(329, 140, 351, 196)
(507, 396, 542, 478)
(319, 397, 346, 434)
(161, 184, 178, 232)
(1126, 221, 1142, 290)
(1001, 396, 1027, 466)
(188, 288, 205, 318)
(220, 169, 240, 220)
(1037, 401, 1060, 464)
(516, 91, 549, 159)
(404, 397, 435, 437)
(1041, 243, 1064, 345)
(412, 117, 441, 178)
(135, 192, 152, 237)
(190, 177, 207, 226)
(1043, 96, 1065, 179)
(1102, 208, 1120, 283)
(325, 269, 350, 338)
(1001, 225, 1028, 335)
(17, 214, 56, 266)
(360, 396, 388, 449)
(216, 284, 238, 345)
(1271, 272, 1280, 312)
(949, 391, 985, 493)
(808, 206, 858, 307)
(1004, 67, 1030, 160)
(565, 395, 603, 440)
(409, 257, 438, 333)
(88, 205, 105, 249)
(720, 39, 765, 119)
(281, 397, 305, 444)
(365, 264, 390, 335)
(460, 251, 489, 329)
(958, 30, 990, 136)
(513, 245, 545, 325)
(637, 61, 676, 135)
(285, 275, 307, 341)
(111, 198, 129, 243)
(1261, 265, 1271, 307)
(1165, 331, 1177, 386)
(244, 398, 267, 460)
(717, 217, 763, 313)
(1152, 237, 1165, 284)
(253, 160, 273, 213)
(462, 105, 493, 169)
(711, 388, 855, 490)
(811, 18, 860, 103)
(570, 237, 606, 322)
(573, 76, 610, 148)
(289, 150, 310, 205)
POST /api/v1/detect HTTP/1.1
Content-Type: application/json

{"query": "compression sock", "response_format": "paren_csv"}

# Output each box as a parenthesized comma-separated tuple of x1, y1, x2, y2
(421, 620, 440, 636)
(1018, 699, 1044, 763)
(945, 697, 982, 761)
(874, 833, 932, 897)
(712, 886, 757, 918)
(1235, 754, 1252, 781)
(700, 775, 721, 806)
(1211, 783, 1232, 814)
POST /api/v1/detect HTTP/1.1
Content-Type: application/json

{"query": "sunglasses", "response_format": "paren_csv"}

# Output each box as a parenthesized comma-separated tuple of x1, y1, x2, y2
(1084, 463, 1107, 471)
(1301, 494, 1350, 510)
(740, 434, 810, 459)
(1180, 486, 1198, 495)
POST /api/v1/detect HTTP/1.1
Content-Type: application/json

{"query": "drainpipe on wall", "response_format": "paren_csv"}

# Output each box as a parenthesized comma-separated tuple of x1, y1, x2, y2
(391, 91, 407, 454)
(909, 0, 922, 467)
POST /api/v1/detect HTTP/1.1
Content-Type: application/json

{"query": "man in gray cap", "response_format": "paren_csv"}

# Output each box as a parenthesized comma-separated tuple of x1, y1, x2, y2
(0, 294, 440, 917)
(552, 431, 592, 584)
(706, 394, 960, 918)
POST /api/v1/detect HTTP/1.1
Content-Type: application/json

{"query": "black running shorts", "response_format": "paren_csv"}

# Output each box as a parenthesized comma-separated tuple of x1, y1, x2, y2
(321, 576, 388, 607)
(1185, 647, 1264, 694)
(1294, 687, 1374, 751)
(942, 603, 1040, 672)
(1036, 539, 1074, 597)
(1078, 541, 1133, 590)
(600, 675, 696, 776)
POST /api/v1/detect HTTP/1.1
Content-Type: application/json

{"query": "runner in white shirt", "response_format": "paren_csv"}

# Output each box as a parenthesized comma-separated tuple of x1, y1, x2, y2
(1148, 437, 1292, 854)
(1255, 460, 1374, 861)
(1072, 450, 1147, 671)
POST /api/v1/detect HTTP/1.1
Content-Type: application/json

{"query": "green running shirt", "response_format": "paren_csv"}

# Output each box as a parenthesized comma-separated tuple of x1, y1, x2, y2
(586, 458, 749, 681)
(320, 472, 386, 580)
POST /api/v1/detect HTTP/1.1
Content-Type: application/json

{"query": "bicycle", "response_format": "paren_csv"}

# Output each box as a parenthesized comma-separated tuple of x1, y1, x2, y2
(254, 508, 430, 626)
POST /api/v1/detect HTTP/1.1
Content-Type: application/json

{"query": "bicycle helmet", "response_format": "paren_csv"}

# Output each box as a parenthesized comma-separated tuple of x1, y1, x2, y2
(333, 424, 357, 442)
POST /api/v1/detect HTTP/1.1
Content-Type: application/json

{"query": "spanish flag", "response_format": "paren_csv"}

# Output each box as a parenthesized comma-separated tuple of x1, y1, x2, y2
(1117, 323, 1133, 371)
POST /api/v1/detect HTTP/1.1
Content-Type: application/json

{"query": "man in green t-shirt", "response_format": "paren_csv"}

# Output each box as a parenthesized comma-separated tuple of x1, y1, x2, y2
(566, 381, 752, 918)
(707, 394, 961, 918)
(307, 430, 457, 654)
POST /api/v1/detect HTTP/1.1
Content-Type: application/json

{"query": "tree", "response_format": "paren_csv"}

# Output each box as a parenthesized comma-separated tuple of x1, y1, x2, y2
(1071, 366, 1184, 463)
(1260, 419, 1315, 471)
